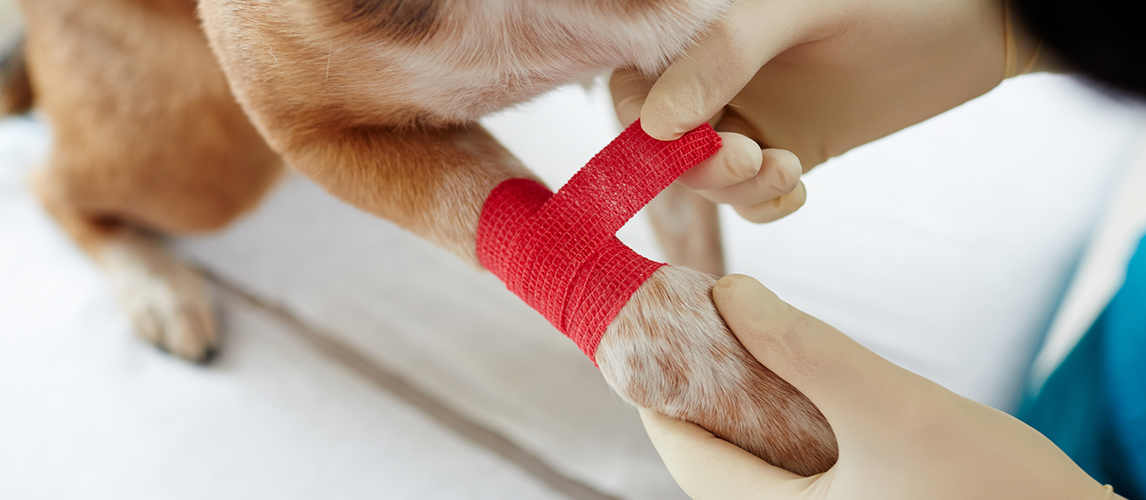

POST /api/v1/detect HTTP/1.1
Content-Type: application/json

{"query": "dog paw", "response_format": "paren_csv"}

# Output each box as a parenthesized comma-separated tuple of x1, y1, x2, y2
(596, 265, 837, 476)
(101, 230, 218, 363)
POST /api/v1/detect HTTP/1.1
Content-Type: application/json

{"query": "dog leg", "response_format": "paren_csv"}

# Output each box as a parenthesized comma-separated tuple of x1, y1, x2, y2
(646, 182, 725, 275)
(21, 0, 282, 361)
(296, 127, 836, 474)
(33, 175, 218, 361)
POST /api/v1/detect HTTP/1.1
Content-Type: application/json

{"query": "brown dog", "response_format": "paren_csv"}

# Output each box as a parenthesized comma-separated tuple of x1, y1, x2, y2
(7, 0, 837, 475)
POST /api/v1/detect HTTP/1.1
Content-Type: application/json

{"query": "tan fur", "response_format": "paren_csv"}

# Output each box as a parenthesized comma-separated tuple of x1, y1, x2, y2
(19, 0, 838, 473)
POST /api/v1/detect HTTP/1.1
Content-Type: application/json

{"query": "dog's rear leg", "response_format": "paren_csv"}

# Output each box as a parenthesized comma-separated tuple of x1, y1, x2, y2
(33, 175, 217, 361)
(646, 182, 725, 275)
(21, 0, 283, 361)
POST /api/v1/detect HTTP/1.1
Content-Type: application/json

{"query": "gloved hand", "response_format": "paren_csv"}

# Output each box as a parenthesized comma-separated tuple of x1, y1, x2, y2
(639, 274, 1124, 500)
(612, 0, 1046, 223)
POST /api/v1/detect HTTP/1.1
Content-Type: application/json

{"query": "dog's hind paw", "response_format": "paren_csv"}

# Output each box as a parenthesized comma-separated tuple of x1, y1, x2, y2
(102, 230, 218, 363)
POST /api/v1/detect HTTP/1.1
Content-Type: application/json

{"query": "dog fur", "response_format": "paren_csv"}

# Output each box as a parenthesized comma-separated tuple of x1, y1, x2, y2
(11, 0, 837, 475)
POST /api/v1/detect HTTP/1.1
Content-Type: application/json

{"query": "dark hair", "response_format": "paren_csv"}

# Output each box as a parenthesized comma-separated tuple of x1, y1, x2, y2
(1013, 0, 1146, 100)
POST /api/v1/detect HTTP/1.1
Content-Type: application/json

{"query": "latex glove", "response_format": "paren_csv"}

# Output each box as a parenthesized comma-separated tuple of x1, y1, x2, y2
(612, 0, 1045, 223)
(639, 274, 1125, 500)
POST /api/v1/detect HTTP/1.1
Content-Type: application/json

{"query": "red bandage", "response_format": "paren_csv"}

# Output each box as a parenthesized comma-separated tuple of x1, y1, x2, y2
(476, 121, 721, 360)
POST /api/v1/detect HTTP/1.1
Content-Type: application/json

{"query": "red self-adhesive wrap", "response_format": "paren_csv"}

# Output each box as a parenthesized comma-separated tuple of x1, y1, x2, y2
(476, 121, 721, 360)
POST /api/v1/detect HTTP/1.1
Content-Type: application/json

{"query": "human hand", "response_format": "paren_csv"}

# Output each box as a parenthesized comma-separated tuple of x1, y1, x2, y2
(639, 274, 1123, 500)
(612, 0, 1044, 223)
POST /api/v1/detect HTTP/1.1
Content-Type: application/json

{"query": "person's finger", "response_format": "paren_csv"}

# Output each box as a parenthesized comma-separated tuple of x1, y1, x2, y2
(730, 178, 806, 223)
(678, 132, 763, 190)
(639, 408, 809, 500)
(695, 148, 802, 206)
(611, 67, 727, 131)
(610, 68, 655, 127)
(712, 275, 950, 438)
(640, 2, 806, 140)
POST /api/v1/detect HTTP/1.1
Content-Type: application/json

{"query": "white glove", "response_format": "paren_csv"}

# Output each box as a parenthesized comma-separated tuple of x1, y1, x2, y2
(640, 274, 1124, 500)
(613, 0, 1047, 223)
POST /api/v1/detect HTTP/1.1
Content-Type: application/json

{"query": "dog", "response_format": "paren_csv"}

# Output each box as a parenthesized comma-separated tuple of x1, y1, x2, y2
(6, 0, 837, 475)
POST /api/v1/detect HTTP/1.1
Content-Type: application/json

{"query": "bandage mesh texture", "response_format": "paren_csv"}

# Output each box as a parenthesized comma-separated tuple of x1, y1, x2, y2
(476, 121, 721, 360)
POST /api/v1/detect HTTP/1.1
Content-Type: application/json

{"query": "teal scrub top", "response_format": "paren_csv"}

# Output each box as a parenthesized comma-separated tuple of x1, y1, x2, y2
(1021, 233, 1146, 498)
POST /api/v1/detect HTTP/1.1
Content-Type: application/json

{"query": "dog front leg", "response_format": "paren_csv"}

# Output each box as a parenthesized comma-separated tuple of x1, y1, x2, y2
(283, 125, 533, 267)
(278, 123, 836, 476)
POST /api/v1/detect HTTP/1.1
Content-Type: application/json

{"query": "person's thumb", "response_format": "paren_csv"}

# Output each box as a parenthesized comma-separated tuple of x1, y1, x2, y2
(639, 2, 806, 141)
(639, 408, 806, 500)
(712, 274, 948, 440)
